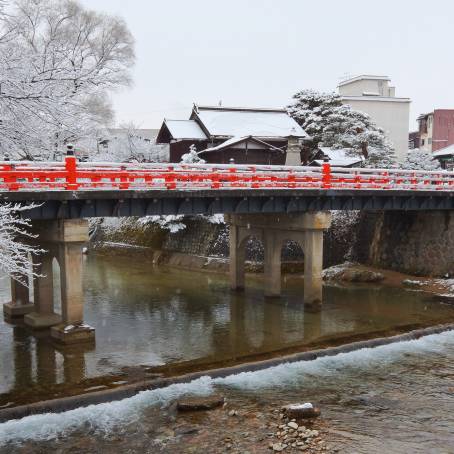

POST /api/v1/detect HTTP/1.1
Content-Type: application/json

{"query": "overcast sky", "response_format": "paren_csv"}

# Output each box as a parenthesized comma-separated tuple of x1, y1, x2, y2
(81, 0, 453, 130)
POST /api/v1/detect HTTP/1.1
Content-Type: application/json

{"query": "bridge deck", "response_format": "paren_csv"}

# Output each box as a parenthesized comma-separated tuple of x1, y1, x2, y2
(1, 159, 454, 218)
(1, 188, 453, 219)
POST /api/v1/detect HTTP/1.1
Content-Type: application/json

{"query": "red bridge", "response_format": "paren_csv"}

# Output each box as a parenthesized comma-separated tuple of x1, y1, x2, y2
(0, 156, 453, 191)
(1, 156, 454, 219)
(3, 156, 454, 345)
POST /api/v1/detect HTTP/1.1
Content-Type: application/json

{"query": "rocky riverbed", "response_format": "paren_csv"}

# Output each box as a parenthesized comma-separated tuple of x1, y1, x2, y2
(12, 395, 333, 454)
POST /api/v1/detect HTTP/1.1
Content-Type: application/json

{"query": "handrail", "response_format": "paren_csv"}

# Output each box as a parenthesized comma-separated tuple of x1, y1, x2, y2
(0, 157, 453, 192)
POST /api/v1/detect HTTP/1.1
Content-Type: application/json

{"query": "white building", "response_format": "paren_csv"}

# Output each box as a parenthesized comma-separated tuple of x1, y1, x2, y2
(338, 75, 411, 162)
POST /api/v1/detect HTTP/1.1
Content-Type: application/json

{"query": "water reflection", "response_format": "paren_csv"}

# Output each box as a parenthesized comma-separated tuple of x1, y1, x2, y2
(2, 254, 454, 406)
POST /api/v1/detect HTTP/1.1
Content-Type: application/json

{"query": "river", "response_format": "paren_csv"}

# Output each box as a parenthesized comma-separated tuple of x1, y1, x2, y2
(1, 254, 454, 452)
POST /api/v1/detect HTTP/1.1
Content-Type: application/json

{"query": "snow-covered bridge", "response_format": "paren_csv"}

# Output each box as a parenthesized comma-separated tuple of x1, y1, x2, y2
(1, 156, 454, 219)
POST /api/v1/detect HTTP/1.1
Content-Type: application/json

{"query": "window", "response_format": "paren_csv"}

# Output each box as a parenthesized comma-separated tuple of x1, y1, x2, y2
(428, 138, 432, 144)
(421, 139, 425, 145)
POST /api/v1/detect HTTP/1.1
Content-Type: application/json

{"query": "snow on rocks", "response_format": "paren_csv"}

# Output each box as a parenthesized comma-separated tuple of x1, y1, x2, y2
(139, 215, 186, 233)
(322, 263, 384, 283)
(63, 323, 95, 333)
(283, 403, 321, 420)
(402, 279, 425, 288)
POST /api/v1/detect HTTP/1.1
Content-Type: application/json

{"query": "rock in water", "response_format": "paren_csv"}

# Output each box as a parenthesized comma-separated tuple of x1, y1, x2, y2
(340, 269, 384, 283)
(177, 395, 225, 412)
(282, 403, 321, 419)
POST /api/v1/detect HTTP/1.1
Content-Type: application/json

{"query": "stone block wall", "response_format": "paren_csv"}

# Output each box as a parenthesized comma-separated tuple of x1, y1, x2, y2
(91, 211, 454, 277)
(163, 218, 228, 257)
(91, 215, 351, 268)
(353, 210, 454, 277)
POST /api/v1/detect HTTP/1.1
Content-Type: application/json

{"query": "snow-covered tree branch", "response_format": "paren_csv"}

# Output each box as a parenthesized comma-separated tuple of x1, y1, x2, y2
(400, 149, 441, 171)
(0, 0, 135, 160)
(181, 144, 206, 164)
(90, 122, 168, 163)
(0, 203, 43, 284)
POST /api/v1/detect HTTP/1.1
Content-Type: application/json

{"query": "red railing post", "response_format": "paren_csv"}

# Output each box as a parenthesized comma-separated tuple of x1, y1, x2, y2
(4, 163, 19, 191)
(322, 162, 331, 188)
(211, 172, 220, 189)
(65, 156, 79, 190)
(165, 166, 176, 189)
(251, 167, 259, 189)
(228, 166, 237, 188)
(119, 165, 129, 190)
(288, 170, 296, 188)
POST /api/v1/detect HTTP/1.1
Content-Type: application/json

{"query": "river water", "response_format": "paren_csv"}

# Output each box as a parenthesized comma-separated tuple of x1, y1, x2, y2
(1, 254, 454, 452)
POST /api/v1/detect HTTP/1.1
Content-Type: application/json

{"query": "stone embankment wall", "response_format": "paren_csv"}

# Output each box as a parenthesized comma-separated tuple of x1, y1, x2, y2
(90, 216, 351, 270)
(91, 211, 454, 277)
(353, 210, 454, 277)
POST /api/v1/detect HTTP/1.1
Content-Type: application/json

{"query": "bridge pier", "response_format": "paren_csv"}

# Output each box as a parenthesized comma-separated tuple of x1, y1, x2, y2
(23, 219, 94, 344)
(3, 275, 34, 321)
(25, 251, 61, 329)
(227, 212, 331, 306)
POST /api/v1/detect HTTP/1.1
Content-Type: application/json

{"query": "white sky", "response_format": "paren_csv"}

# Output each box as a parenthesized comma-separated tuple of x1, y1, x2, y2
(81, 0, 454, 130)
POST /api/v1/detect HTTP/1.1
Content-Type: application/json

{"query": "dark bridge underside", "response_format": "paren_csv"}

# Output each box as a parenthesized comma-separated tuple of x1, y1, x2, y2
(1, 189, 454, 220)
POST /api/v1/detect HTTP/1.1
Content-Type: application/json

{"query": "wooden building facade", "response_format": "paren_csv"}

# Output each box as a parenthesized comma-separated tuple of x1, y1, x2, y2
(156, 105, 308, 164)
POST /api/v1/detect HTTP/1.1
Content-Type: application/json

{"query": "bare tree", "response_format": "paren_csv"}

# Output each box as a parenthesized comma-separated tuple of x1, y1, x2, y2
(91, 122, 169, 163)
(0, 203, 43, 284)
(0, 0, 135, 160)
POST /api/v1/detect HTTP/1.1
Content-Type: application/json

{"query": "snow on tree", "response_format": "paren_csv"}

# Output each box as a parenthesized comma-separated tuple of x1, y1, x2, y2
(0, 203, 42, 284)
(400, 149, 441, 171)
(287, 89, 396, 168)
(90, 123, 168, 163)
(287, 90, 343, 147)
(0, 0, 135, 160)
(181, 144, 206, 164)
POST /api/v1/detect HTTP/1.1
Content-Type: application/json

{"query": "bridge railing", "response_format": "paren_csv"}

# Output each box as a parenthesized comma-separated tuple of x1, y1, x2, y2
(0, 157, 453, 191)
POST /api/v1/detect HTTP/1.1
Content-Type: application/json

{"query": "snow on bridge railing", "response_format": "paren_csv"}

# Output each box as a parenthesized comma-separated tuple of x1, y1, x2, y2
(0, 156, 453, 192)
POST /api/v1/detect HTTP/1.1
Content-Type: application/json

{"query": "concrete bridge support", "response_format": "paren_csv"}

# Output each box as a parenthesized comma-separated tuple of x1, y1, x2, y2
(21, 219, 94, 344)
(227, 212, 332, 307)
(25, 252, 60, 329)
(3, 276, 34, 321)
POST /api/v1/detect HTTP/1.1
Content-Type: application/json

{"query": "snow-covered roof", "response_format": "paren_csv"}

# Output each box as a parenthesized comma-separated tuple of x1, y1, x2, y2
(164, 120, 207, 140)
(317, 147, 363, 167)
(341, 95, 410, 103)
(202, 136, 248, 152)
(338, 75, 390, 87)
(200, 136, 283, 153)
(433, 144, 454, 157)
(193, 106, 308, 139)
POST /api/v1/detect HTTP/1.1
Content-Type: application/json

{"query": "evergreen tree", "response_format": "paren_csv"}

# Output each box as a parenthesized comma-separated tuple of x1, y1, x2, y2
(400, 149, 441, 171)
(287, 89, 396, 168)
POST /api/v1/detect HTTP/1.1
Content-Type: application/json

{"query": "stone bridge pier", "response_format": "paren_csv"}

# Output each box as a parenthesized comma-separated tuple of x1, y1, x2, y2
(3, 219, 94, 344)
(227, 212, 332, 308)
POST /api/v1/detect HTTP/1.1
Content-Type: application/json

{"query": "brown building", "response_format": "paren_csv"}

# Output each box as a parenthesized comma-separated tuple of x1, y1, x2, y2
(156, 104, 308, 164)
(417, 109, 454, 153)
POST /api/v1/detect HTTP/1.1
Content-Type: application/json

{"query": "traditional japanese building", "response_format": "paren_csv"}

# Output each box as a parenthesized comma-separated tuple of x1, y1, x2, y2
(156, 104, 308, 164)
